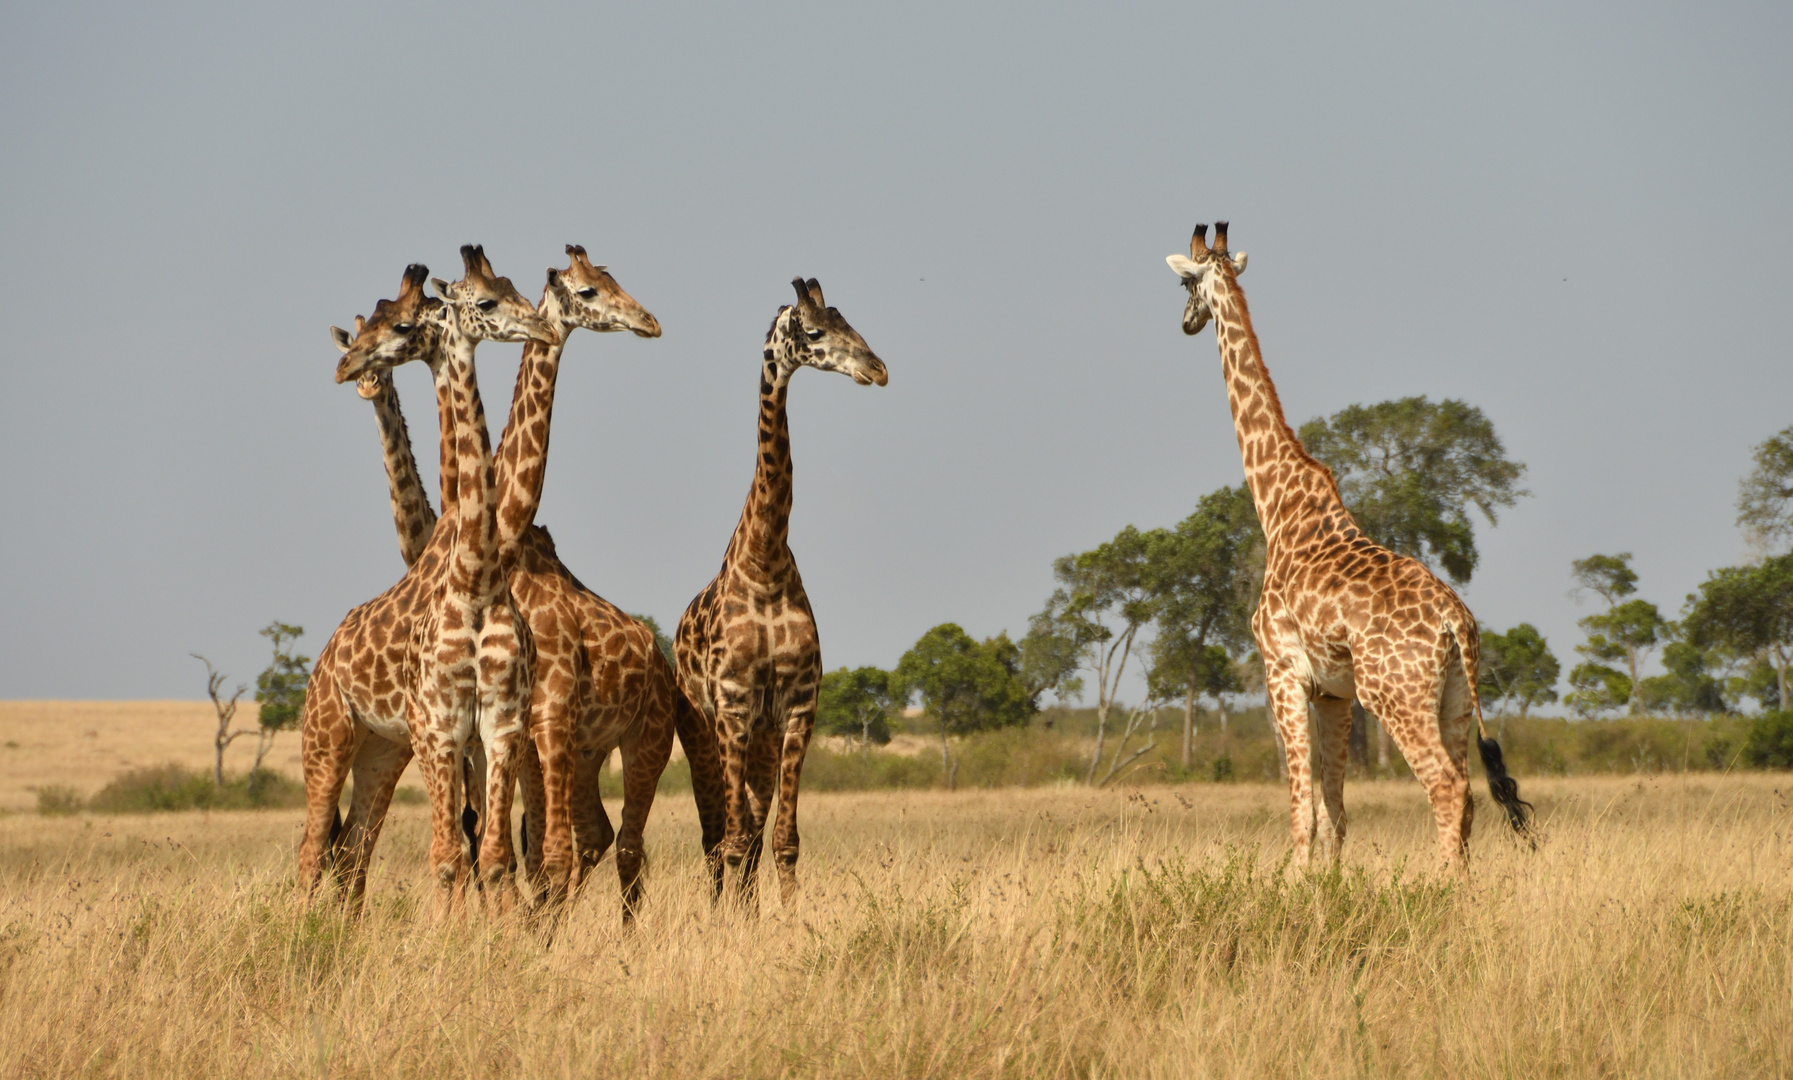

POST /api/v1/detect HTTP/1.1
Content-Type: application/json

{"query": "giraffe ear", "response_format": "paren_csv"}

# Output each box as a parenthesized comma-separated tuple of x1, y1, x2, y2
(432, 278, 457, 301)
(1166, 254, 1204, 282)
(545, 267, 562, 291)
(1229, 251, 1248, 275)
(329, 325, 354, 353)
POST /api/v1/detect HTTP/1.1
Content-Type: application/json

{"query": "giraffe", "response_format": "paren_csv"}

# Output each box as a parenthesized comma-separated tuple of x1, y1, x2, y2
(307, 247, 554, 917)
(1164, 222, 1530, 867)
(674, 277, 887, 910)
(337, 246, 727, 919)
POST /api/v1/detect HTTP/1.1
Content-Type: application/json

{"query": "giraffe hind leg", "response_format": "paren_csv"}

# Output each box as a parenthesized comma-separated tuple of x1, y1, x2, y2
(1312, 695, 1352, 865)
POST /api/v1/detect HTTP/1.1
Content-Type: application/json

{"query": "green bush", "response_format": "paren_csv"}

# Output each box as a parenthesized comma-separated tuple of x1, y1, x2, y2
(87, 765, 304, 813)
(1743, 711, 1793, 769)
(36, 785, 83, 816)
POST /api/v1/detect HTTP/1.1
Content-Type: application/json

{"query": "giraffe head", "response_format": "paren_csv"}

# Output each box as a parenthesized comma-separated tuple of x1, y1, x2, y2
(1165, 222, 1249, 335)
(430, 244, 557, 348)
(545, 244, 662, 338)
(765, 277, 888, 386)
(328, 316, 388, 400)
(333, 265, 445, 384)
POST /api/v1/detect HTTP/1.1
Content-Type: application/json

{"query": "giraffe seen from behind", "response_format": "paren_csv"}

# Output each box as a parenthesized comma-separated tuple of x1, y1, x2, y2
(1165, 222, 1530, 867)
(675, 277, 888, 910)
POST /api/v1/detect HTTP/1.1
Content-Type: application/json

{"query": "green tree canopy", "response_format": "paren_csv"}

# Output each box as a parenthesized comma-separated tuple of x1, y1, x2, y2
(891, 623, 1033, 786)
(818, 666, 895, 747)
(1477, 623, 1560, 718)
(1738, 426, 1793, 552)
(631, 614, 676, 667)
(1682, 553, 1793, 711)
(1638, 640, 1731, 717)
(1144, 484, 1262, 763)
(254, 621, 309, 734)
(1297, 396, 1527, 585)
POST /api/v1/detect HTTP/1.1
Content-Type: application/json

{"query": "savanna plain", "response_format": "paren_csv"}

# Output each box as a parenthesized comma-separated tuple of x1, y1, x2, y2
(0, 699, 1789, 1080)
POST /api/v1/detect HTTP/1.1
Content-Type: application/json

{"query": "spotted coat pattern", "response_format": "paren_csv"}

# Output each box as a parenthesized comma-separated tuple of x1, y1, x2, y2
(1170, 223, 1486, 867)
(674, 278, 887, 910)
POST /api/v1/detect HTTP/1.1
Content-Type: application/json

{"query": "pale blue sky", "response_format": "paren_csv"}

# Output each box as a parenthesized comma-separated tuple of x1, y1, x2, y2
(1, 2, 1788, 704)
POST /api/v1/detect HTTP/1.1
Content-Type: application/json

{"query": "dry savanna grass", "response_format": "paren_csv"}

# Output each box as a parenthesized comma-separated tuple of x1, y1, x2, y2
(0, 773, 1788, 1078)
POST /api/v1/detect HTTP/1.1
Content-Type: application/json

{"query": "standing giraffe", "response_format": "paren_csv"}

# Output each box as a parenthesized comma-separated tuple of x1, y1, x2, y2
(1164, 222, 1529, 866)
(337, 246, 726, 918)
(316, 247, 554, 917)
(674, 277, 887, 909)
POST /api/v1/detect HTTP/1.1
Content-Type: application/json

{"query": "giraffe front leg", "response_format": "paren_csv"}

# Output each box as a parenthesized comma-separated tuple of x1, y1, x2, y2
(737, 729, 780, 914)
(527, 692, 577, 914)
(417, 725, 470, 921)
(298, 676, 356, 903)
(570, 746, 615, 887)
(1264, 666, 1318, 868)
(340, 735, 412, 913)
(616, 705, 676, 924)
(710, 689, 757, 907)
(475, 694, 529, 915)
(770, 689, 818, 908)
(1311, 695, 1353, 865)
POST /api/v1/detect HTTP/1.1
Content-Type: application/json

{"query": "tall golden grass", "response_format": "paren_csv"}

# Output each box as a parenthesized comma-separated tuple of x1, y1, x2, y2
(0, 775, 1788, 1077)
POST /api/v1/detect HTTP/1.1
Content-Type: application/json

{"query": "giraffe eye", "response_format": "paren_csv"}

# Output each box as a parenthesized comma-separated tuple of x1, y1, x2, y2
(475, 299, 497, 312)
(576, 287, 598, 300)
(394, 323, 414, 334)
(805, 329, 824, 342)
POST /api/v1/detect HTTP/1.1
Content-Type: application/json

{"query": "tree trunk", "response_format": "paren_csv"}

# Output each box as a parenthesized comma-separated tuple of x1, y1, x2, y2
(940, 720, 953, 791)
(1776, 645, 1789, 712)
(1218, 698, 1228, 735)
(214, 729, 227, 788)
(1180, 685, 1196, 770)
(1627, 645, 1642, 715)
(1085, 702, 1110, 785)
(1348, 701, 1369, 768)
(1376, 710, 1390, 770)
(251, 729, 274, 773)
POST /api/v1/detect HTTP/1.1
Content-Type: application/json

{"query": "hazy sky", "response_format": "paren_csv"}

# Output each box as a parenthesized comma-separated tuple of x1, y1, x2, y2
(1, 2, 1788, 705)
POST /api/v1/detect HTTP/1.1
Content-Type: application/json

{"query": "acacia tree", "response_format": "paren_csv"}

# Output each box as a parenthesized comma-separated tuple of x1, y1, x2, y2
(1478, 623, 1560, 719)
(1683, 554, 1793, 712)
(1297, 396, 1527, 586)
(1031, 526, 1161, 785)
(890, 624, 1031, 788)
(1568, 553, 1669, 716)
(1145, 483, 1261, 768)
(252, 621, 310, 773)
(1739, 426, 1793, 553)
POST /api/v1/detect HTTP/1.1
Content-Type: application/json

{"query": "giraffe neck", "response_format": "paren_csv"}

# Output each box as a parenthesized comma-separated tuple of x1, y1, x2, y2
(492, 289, 570, 566)
(723, 346, 799, 583)
(439, 317, 503, 600)
(364, 375, 436, 568)
(1208, 274, 1353, 548)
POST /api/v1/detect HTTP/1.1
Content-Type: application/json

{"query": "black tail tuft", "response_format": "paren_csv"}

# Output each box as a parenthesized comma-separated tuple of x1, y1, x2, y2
(328, 806, 343, 848)
(1478, 736, 1535, 848)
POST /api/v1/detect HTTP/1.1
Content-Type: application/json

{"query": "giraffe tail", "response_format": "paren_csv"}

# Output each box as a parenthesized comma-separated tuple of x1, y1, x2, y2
(1448, 613, 1535, 845)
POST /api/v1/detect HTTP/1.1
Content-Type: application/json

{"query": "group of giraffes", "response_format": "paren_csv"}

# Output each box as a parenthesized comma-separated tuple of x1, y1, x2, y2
(300, 244, 886, 923)
(296, 222, 1528, 928)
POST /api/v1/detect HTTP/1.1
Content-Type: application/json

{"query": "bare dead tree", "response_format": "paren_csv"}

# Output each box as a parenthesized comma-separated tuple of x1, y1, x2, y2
(1097, 698, 1165, 787)
(192, 654, 249, 787)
